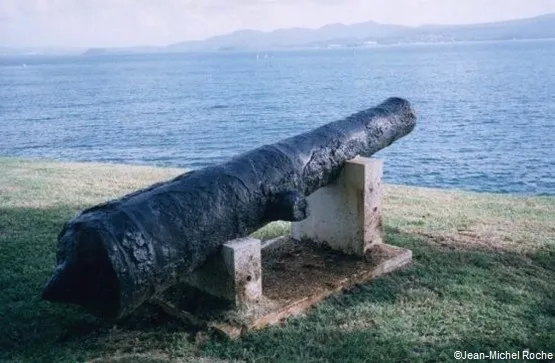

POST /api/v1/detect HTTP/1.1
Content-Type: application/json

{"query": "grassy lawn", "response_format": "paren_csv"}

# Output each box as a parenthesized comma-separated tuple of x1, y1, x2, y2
(0, 157, 553, 363)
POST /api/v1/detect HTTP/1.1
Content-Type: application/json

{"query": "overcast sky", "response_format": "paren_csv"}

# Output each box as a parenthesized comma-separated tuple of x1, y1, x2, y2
(2, 0, 555, 48)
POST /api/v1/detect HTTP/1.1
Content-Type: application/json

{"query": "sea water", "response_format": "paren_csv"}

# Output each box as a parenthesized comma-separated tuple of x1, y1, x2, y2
(1, 40, 554, 195)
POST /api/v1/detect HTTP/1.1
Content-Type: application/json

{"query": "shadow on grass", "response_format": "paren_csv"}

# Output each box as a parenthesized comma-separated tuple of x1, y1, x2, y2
(0, 206, 199, 363)
(1, 207, 554, 362)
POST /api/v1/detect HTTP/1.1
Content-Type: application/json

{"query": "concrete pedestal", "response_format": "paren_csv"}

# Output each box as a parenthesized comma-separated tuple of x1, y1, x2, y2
(181, 237, 262, 307)
(153, 157, 412, 339)
(292, 157, 384, 255)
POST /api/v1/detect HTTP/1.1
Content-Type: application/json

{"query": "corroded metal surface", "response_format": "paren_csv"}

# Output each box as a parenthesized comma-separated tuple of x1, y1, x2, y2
(42, 97, 416, 319)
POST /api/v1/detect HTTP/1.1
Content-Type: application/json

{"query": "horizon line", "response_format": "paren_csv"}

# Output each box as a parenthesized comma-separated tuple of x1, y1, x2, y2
(3, 11, 554, 51)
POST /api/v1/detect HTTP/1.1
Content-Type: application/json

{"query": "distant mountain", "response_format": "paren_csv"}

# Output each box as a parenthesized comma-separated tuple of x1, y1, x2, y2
(380, 13, 555, 44)
(80, 46, 162, 56)
(0, 46, 86, 57)
(168, 13, 555, 52)
(168, 21, 409, 52)
(3, 13, 555, 57)
(81, 48, 110, 56)
(0, 45, 161, 57)
(0, 47, 19, 56)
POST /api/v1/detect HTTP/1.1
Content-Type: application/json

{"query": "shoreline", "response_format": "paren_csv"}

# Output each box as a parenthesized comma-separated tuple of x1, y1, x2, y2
(1, 156, 552, 198)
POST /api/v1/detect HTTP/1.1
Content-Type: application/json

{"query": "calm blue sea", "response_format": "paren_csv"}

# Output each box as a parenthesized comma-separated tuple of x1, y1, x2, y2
(1, 40, 554, 195)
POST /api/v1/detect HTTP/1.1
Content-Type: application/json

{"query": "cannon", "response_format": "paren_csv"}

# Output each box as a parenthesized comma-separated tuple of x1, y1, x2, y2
(42, 97, 417, 319)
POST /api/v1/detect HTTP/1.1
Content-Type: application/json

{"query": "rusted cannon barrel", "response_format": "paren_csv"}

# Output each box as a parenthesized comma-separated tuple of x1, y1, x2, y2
(42, 97, 417, 319)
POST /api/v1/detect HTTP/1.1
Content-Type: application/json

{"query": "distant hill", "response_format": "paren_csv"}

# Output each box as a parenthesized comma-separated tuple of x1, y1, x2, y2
(80, 46, 163, 56)
(167, 21, 408, 52)
(0, 46, 82, 56)
(380, 13, 555, 44)
(167, 21, 409, 52)
(81, 48, 110, 56)
(168, 13, 555, 52)
(0, 46, 18, 55)
(3, 13, 555, 56)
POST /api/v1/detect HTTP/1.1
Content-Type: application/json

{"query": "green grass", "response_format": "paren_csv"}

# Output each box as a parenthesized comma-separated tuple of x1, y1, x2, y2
(0, 157, 553, 363)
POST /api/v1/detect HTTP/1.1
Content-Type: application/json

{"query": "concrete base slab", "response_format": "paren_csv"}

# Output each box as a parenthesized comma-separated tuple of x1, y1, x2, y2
(153, 237, 412, 339)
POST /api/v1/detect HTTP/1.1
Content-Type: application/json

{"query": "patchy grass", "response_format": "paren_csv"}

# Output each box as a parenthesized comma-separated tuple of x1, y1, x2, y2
(0, 157, 553, 363)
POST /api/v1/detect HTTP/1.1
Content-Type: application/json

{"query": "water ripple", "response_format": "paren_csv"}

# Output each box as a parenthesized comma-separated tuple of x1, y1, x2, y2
(1, 41, 554, 195)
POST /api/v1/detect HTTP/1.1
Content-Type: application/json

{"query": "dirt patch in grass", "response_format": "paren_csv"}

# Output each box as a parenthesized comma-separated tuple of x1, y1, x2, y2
(415, 221, 554, 255)
(417, 230, 512, 254)
(262, 239, 403, 301)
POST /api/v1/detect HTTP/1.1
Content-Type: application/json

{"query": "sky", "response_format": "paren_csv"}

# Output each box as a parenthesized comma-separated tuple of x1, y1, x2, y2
(1, 0, 555, 48)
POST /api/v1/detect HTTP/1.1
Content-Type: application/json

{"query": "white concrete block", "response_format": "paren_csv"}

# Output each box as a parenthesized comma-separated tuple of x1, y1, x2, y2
(291, 157, 384, 256)
(182, 237, 262, 306)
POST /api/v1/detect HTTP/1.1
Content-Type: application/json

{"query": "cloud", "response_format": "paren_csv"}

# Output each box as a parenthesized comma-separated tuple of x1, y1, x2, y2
(1, 0, 554, 48)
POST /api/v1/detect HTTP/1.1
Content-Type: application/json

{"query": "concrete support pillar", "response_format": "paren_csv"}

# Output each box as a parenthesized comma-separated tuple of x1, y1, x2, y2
(291, 157, 384, 256)
(182, 237, 262, 306)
